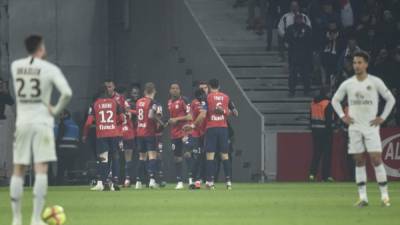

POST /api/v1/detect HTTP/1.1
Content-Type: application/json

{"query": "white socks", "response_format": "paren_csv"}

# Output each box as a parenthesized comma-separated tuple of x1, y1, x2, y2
(355, 164, 390, 202)
(355, 166, 367, 201)
(32, 174, 48, 223)
(374, 164, 389, 200)
(10, 176, 24, 224)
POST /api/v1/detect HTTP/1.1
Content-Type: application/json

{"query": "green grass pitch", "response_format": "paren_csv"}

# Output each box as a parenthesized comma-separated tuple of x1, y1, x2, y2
(1, 182, 399, 225)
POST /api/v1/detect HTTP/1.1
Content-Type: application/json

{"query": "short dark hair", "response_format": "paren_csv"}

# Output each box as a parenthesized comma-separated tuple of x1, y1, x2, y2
(169, 81, 180, 88)
(208, 79, 219, 89)
(130, 82, 141, 90)
(144, 82, 156, 95)
(194, 88, 206, 100)
(353, 50, 370, 63)
(25, 35, 43, 54)
(198, 80, 208, 86)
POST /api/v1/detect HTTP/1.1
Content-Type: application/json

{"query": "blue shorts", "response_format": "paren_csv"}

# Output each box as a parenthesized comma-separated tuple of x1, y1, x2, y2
(156, 137, 163, 153)
(123, 138, 136, 151)
(190, 137, 203, 155)
(171, 137, 192, 157)
(136, 136, 156, 153)
(96, 137, 119, 155)
(204, 127, 229, 153)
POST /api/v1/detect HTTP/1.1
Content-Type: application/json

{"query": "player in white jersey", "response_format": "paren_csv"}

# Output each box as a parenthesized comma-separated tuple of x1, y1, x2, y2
(332, 51, 395, 208)
(9, 35, 72, 225)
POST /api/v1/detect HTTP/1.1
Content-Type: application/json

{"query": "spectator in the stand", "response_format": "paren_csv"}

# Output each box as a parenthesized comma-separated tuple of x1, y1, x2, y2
(356, 25, 383, 60)
(54, 109, 79, 185)
(337, 37, 361, 73)
(386, 48, 400, 89)
(370, 48, 392, 83)
(321, 21, 344, 87)
(348, 0, 365, 24)
(383, 0, 400, 19)
(0, 77, 14, 120)
(308, 87, 334, 182)
(378, 10, 397, 49)
(339, 0, 355, 30)
(285, 14, 313, 97)
(277, 0, 311, 60)
(247, 0, 267, 35)
(312, 1, 341, 48)
(265, 0, 280, 51)
(361, 0, 383, 20)
(334, 57, 353, 91)
(393, 21, 400, 48)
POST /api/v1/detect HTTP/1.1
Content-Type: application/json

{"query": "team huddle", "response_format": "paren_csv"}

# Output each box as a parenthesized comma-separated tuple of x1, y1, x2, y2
(82, 79, 238, 191)
(8, 31, 397, 225)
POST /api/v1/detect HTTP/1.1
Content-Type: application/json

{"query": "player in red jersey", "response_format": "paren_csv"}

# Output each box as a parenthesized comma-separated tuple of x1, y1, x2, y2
(204, 79, 232, 190)
(167, 83, 193, 189)
(183, 87, 207, 189)
(135, 82, 163, 189)
(104, 80, 126, 188)
(122, 85, 140, 187)
(82, 87, 124, 191)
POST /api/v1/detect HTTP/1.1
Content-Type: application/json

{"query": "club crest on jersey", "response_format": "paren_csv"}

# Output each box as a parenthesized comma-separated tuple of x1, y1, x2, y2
(366, 85, 372, 91)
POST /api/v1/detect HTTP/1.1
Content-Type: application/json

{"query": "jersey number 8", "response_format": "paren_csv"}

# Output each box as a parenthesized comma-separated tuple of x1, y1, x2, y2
(137, 108, 144, 120)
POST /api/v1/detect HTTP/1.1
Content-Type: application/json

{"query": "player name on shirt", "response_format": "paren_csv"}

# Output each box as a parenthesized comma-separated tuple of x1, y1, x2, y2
(211, 95, 226, 121)
(206, 92, 230, 128)
(16, 67, 41, 75)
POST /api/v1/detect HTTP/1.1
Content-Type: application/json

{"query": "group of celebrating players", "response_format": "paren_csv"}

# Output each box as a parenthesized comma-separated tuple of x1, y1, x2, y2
(82, 78, 238, 191)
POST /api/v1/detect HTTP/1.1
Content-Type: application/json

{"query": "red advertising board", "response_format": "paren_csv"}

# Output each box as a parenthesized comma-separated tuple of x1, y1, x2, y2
(277, 128, 400, 181)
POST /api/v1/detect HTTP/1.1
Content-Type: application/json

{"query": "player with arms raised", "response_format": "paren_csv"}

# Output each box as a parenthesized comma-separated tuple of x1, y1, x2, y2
(332, 51, 395, 207)
(10, 35, 72, 225)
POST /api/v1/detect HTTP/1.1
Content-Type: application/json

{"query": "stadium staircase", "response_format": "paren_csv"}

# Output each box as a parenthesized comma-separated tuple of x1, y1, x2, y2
(187, 0, 318, 131)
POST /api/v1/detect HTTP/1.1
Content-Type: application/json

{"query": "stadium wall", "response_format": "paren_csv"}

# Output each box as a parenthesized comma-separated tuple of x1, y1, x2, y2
(110, 0, 265, 182)
(1, 0, 110, 176)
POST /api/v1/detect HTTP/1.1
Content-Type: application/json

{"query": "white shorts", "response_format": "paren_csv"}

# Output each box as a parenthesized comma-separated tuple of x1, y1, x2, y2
(13, 124, 57, 165)
(348, 129, 382, 154)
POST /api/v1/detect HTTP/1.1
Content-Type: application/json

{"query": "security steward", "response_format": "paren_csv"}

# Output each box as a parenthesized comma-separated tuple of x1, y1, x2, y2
(308, 87, 335, 182)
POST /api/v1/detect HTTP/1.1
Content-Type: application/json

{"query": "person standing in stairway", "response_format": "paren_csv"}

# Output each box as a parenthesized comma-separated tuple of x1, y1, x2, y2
(277, 0, 311, 61)
(308, 87, 335, 182)
(285, 13, 313, 97)
(264, 0, 280, 51)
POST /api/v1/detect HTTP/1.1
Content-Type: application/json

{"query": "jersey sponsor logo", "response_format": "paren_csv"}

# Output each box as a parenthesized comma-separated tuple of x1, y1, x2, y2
(99, 124, 116, 131)
(138, 122, 147, 128)
(382, 133, 400, 177)
(211, 115, 225, 121)
(350, 92, 373, 106)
